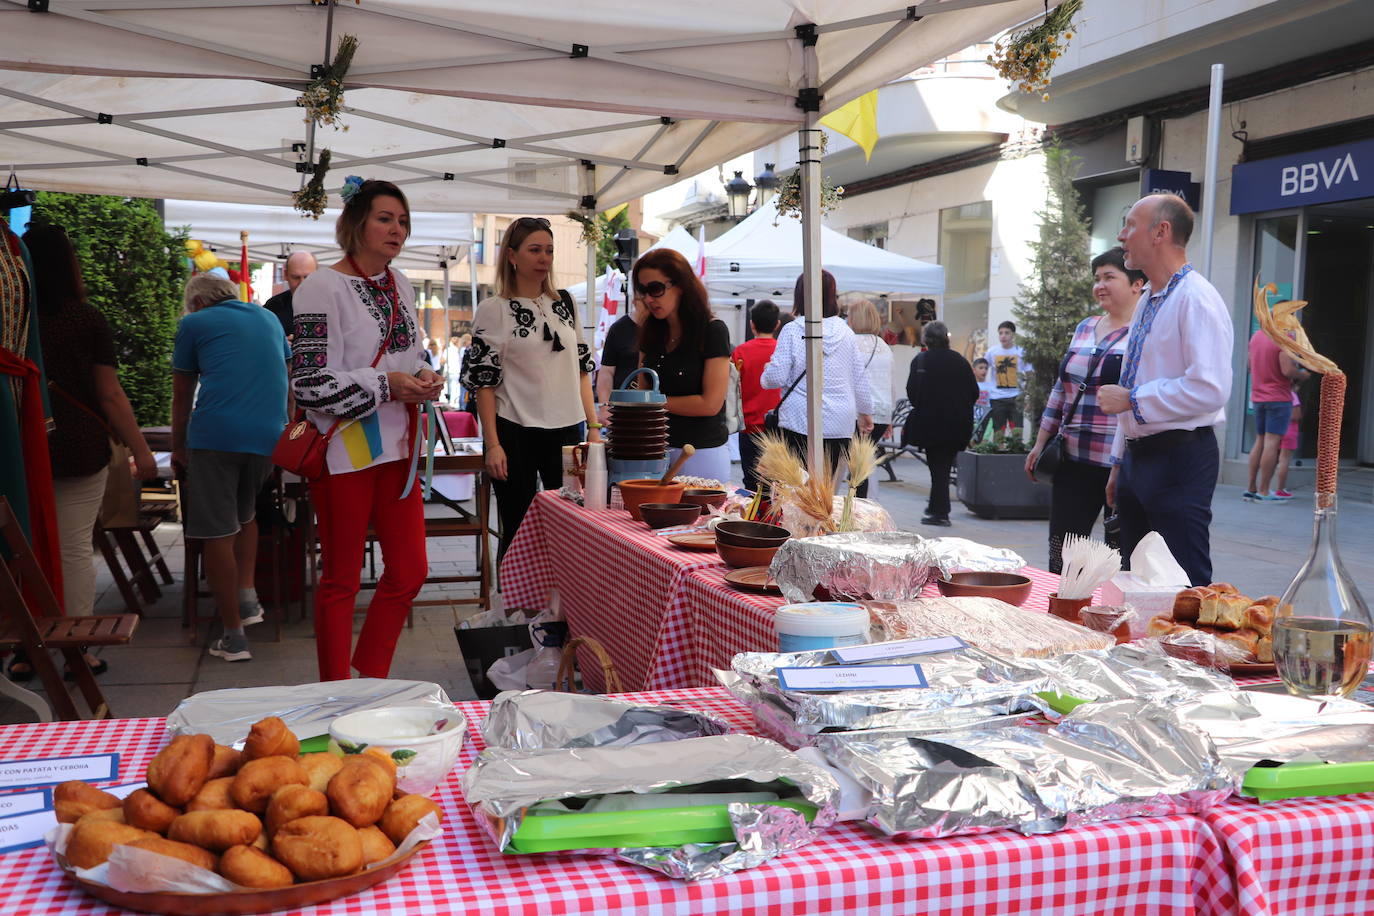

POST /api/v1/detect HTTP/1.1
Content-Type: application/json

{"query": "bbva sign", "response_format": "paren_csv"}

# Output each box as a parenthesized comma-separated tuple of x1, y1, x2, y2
(1231, 138, 1373, 215)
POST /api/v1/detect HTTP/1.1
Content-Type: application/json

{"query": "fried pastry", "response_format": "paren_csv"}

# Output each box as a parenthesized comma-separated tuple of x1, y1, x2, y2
(168, 809, 262, 852)
(272, 816, 363, 881)
(219, 844, 295, 889)
(147, 734, 215, 807)
(299, 752, 345, 794)
(207, 745, 245, 780)
(186, 777, 235, 812)
(244, 717, 300, 760)
(327, 758, 392, 828)
(230, 755, 307, 814)
(357, 825, 396, 866)
(75, 807, 126, 825)
(265, 784, 329, 837)
(378, 794, 442, 846)
(127, 836, 218, 871)
(123, 788, 181, 834)
(54, 781, 121, 824)
(65, 819, 156, 869)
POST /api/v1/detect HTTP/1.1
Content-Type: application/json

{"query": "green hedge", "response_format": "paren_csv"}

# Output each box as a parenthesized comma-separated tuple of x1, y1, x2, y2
(31, 193, 188, 426)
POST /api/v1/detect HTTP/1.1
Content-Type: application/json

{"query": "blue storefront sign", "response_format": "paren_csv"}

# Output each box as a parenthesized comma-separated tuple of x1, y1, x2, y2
(1141, 169, 1200, 211)
(1231, 137, 1374, 214)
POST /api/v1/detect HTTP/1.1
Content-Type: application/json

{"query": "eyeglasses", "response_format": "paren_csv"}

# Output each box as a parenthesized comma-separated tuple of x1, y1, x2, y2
(633, 279, 673, 299)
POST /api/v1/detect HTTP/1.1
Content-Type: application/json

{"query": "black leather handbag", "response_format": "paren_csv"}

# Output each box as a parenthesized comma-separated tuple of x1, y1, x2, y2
(1032, 333, 1121, 483)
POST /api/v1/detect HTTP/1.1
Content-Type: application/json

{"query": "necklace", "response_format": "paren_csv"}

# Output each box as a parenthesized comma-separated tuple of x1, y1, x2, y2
(345, 254, 397, 307)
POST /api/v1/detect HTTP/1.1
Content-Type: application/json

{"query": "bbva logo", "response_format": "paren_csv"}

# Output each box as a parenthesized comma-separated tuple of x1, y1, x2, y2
(1280, 153, 1361, 196)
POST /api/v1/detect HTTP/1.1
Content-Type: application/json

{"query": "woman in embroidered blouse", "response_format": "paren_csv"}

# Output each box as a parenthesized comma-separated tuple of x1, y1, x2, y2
(291, 178, 443, 681)
(462, 217, 599, 560)
(1025, 246, 1143, 573)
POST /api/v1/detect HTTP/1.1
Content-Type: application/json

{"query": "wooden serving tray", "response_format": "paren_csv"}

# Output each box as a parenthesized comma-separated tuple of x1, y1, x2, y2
(666, 531, 717, 551)
(724, 566, 782, 595)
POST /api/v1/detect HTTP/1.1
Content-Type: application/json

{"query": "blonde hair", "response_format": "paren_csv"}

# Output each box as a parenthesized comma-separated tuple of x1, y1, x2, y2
(496, 217, 558, 299)
(183, 273, 238, 313)
(847, 299, 883, 336)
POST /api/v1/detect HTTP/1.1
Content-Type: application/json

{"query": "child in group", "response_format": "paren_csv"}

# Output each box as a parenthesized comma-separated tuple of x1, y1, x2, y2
(972, 357, 993, 442)
(1273, 390, 1302, 500)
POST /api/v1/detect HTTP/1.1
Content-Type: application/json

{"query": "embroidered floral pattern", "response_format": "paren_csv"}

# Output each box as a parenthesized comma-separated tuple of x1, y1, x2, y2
(292, 312, 329, 373)
(461, 334, 502, 389)
(349, 277, 414, 353)
(509, 299, 536, 338)
(550, 294, 574, 325)
(577, 342, 595, 375)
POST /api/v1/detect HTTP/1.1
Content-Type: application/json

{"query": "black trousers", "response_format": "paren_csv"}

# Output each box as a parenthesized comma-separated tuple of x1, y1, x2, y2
(975, 397, 1022, 440)
(490, 416, 581, 562)
(780, 427, 847, 477)
(924, 445, 958, 519)
(1118, 429, 1219, 587)
(738, 429, 763, 492)
(853, 424, 889, 499)
(1048, 458, 1113, 574)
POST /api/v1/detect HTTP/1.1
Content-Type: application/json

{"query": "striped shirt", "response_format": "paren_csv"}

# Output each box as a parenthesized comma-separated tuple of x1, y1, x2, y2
(1038, 316, 1129, 468)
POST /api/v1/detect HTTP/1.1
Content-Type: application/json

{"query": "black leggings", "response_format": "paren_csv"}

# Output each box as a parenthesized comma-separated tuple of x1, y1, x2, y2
(780, 427, 847, 477)
(854, 424, 889, 499)
(1048, 458, 1113, 574)
(490, 417, 581, 562)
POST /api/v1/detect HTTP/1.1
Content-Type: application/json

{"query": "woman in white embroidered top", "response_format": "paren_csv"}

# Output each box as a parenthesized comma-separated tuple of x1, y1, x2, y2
(461, 217, 599, 560)
(291, 178, 444, 682)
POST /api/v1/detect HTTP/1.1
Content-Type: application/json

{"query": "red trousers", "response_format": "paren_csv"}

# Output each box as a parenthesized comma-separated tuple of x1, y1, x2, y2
(310, 459, 427, 681)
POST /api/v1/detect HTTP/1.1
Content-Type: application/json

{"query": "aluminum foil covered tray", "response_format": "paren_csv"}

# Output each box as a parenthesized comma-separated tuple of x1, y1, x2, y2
(820, 697, 1234, 838)
(870, 596, 1113, 658)
(482, 690, 730, 750)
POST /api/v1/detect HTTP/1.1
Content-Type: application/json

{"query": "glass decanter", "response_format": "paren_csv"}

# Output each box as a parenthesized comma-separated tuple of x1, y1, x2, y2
(1272, 494, 1372, 700)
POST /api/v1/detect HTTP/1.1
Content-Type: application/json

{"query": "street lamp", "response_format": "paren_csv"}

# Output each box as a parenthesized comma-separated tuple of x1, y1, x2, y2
(754, 163, 780, 207)
(724, 170, 753, 220)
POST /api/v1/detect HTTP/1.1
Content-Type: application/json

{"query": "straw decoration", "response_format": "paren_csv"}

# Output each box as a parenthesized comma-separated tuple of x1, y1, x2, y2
(839, 436, 878, 531)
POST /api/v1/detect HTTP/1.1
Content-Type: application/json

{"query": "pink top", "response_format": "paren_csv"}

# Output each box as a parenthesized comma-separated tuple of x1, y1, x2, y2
(1248, 330, 1291, 403)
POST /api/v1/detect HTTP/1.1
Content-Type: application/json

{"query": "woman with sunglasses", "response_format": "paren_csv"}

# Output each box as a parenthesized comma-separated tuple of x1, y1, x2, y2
(634, 249, 733, 484)
(462, 217, 599, 559)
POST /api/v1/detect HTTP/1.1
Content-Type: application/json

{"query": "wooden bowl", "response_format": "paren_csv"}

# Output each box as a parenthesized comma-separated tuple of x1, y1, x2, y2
(936, 571, 1033, 607)
(714, 520, 790, 549)
(681, 488, 728, 516)
(715, 540, 781, 569)
(617, 478, 688, 520)
(638, 502, 705, 529)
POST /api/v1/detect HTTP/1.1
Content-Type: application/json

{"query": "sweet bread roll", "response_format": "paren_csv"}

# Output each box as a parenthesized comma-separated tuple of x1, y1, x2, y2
(1251, 595, 1281, 610)
(378, 794, 442, 846)
(147, 734, 215, 807)
(244, 717, 300, 761)
(123, 788, 181, 834)
(1208, 582, 1240, 595)
(219, 844, 294, 889)
(327, 758, 392, 828)
(65, 819, 156, 869)
(272, 816, 363, 881)
(54, 781, 122, 824)
(299, 752, 345, 794)
(1195, 588, 1221, 625)
(168, 809, 263, 852)
(1242, 603, 1275, 637)
(127, 836, 218, 871)
(1147, 615, 1181, 638)
(1171, 588, 1206, 623)
(1256, 635, 1274, 664)
(186, 777, 235, 812)
(357, 825, 396, 866)
(1216, 629, 1259, 660)
(265, 784, 329, 837)
(1212, 593, 1252, 629)
(207, 745, 245, 780)
(230, 756, 308, 814)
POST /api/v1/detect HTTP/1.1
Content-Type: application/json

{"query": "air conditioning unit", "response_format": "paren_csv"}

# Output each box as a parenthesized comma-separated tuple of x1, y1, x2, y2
(507, 158, 572, 201)
(1125, 116, 1151, 166)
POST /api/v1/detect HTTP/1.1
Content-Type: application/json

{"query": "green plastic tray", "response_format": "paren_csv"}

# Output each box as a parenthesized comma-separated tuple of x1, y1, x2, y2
(1242, 760, 1374, 802)
(298, 734, 332, 755)
(507, 798, 817, 853)
(1035, 691, 1092, 715)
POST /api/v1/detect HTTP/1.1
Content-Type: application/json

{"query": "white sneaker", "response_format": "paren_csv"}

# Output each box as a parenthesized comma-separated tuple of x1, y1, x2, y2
(239, 605, 265, 627)
(208, 637, 252, 662)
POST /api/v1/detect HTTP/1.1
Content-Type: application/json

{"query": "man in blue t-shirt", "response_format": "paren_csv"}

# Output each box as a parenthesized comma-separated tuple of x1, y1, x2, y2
(172, 273, 291, 663)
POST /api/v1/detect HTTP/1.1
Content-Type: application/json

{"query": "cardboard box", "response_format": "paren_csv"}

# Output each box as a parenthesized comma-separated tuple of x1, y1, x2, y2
(1099, 573, 1187, 638)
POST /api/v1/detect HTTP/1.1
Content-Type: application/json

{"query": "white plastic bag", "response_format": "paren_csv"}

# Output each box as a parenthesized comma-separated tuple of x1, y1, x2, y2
(485, 592, 566, 690)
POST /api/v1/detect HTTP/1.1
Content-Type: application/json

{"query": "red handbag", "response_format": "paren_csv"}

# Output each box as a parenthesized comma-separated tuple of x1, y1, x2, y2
(273, 267, 400, 479)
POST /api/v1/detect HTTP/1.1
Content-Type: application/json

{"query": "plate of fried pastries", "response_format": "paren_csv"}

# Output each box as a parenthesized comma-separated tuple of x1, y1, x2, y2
(49, 715, 444, 915)
(1148, 582, 1284, 675)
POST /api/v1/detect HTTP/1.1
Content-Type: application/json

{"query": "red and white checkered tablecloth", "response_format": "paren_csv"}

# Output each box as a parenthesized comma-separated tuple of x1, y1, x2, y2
(0, 688, 1250, 916)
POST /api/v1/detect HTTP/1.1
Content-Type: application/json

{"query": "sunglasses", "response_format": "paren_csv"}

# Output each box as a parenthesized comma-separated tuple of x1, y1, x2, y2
(514, 217, 551, 230)
(634, 279, 673, 299)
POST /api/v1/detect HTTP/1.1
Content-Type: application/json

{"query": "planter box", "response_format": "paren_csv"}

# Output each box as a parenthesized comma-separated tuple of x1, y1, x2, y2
(956, 450, 1051, 520)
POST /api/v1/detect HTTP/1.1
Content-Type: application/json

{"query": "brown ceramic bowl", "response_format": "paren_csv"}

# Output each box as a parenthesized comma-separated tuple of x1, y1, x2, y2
(936, 571, 1033, 607)
(715, 540, 781, 569)
(638, 503, 705, 529)
(617, 479, 688, 521)
(714, 520, 791, 549)
(681, 488, 728, 516)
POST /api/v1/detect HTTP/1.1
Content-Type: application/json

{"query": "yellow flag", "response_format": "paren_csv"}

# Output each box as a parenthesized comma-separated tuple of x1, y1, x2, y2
(602, 202, 629, 221)
(821, 90, 880, 161)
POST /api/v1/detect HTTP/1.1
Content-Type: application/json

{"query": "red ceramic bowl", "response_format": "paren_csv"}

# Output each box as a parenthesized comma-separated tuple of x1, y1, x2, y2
(681, 488, 728, 516)
(936, 572, 1033, 607)
(715, 541, 781, 569)
(638, 503, 705, 529)
(714, 520, 790, 549)
(617, 479, 688, 521)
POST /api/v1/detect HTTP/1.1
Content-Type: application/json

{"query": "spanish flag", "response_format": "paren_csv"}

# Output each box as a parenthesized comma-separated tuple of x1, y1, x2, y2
(821, 90, 880, 162)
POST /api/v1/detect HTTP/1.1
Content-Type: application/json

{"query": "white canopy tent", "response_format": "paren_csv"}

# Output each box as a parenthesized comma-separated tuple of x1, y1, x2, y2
(564, 225, 699, 310)
(0, 0, 1041, 473)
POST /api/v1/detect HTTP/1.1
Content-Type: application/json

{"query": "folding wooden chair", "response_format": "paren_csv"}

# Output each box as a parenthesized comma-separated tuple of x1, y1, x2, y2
(0, 497, 140, 720)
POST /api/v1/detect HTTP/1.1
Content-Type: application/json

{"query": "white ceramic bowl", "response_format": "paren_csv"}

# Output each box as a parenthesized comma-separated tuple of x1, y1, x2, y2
(327, 705, 467, 796)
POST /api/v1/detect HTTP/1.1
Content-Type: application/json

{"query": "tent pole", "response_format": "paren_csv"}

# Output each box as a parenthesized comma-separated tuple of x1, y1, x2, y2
(1199, 63, 1224, 278)
(582, 162, 598, 335)
(442, 249, 452, 346)
(467, 246, 479, 320)
(798, 36, 825, 480)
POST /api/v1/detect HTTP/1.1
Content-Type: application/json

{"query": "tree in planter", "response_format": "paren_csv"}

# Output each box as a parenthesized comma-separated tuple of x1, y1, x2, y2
(1011, 142, 1095, 425)
(30, 193, 187, 425)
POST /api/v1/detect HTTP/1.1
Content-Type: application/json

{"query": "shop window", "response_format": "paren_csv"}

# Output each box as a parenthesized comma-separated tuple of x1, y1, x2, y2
(847, 222, 889, 249)
(938, 200, 992, 360)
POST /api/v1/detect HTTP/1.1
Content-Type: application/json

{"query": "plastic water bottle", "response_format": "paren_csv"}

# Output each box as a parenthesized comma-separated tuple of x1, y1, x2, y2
(584, 442, 608, 510)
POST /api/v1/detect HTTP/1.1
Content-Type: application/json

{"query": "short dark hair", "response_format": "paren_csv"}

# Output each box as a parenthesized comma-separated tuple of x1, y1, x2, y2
(1091, 246, 1146, 286)
(997, 320, 1016, 334)
(923, 320, 950, 349)
(635, 248, 715, 358)
(335, 179, 411, 255)
(23, 225, 87, 313)
(749, 300, 780, 334)
(1151, 193, 1194, 246)
(792, 269, 839, 318)
(973, 357, 989, 367)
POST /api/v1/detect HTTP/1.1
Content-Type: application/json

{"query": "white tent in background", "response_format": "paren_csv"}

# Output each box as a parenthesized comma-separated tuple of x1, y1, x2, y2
(566, 225, 700, 310)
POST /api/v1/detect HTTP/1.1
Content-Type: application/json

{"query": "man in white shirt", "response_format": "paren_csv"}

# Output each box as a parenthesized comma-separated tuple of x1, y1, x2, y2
(1101, 194, 1233, 586)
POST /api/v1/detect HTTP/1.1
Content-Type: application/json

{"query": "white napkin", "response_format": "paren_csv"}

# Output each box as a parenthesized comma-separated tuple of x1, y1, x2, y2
(1127, 532, 1189, 587)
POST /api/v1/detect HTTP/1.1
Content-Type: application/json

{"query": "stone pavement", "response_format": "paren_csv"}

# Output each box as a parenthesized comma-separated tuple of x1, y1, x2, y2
(2, 454, 1370, 725)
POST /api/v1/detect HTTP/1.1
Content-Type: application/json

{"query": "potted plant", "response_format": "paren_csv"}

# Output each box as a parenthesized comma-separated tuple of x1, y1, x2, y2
(956, 432, 1051, 519)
